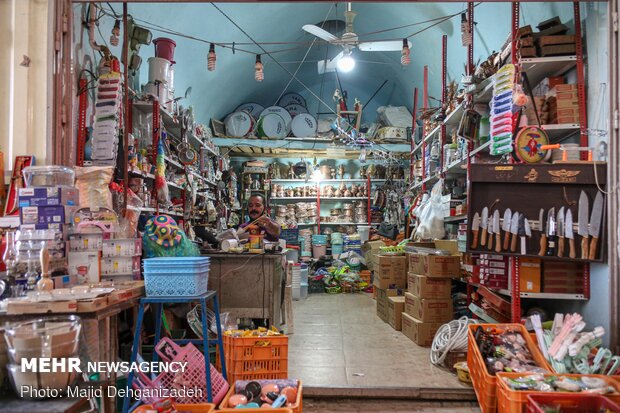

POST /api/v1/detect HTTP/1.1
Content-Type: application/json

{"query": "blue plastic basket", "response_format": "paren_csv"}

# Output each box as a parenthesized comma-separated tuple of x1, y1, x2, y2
(143, 257, 210, 296)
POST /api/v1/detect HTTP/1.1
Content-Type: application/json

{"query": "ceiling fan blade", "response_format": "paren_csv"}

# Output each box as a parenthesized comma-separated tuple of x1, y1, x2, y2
(358, 39, 411, 52)
(317, 51, 343, 74)
(302, 24, 338, 42)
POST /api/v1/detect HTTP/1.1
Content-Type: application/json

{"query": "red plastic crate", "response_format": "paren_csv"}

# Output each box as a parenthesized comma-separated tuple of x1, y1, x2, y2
(527, 393, 620, 413)
(467, 324, 552, 413)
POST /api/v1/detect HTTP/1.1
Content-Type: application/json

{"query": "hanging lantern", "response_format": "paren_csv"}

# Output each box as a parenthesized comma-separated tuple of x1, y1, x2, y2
(207, 43, 216, 71)
(110, 20, 121, 47)
(255, 54, 264, 82)
(400, 39, 410, 66)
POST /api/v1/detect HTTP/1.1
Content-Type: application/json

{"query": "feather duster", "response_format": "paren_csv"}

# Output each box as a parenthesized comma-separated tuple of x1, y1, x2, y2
(155, 135, 170, 204)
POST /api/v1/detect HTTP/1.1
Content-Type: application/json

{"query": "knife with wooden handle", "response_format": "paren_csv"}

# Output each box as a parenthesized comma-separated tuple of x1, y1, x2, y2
(557, 207, 565, 258)
(502, 209, 512, 251)
(480, 207, 489, 248)
(492, 210, 501, 253)
(537, 208, 547, 256)
(578, 191, 589, 259)
(565, 208, 575, 259)
(509, 212, 519, 252)
(470, 212, 480, 249)
(588, 192, 603, 260)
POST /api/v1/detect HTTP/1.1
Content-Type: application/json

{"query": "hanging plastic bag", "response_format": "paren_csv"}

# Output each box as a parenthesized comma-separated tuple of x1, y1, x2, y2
(413, 180, 445, 241)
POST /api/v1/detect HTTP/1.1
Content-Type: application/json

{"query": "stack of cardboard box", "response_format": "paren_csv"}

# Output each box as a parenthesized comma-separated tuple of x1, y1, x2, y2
(543, 261, 585, 294)
(374, 254, 407, 323)
(401, 251, 460, 346)
(479, 254, 509, 290)
(546, 84, 580, 125)
(362, 240, 386, 272)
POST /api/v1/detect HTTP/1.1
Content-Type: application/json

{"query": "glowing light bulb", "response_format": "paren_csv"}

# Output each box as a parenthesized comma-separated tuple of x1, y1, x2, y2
(337, 54, 355, 72)
(255, 54, 264, 82)
(207, 43, 216, 72)
(401, 39, 410, 66)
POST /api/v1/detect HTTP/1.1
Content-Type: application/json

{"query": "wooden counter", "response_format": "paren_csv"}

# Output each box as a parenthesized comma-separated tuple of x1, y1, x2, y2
(203, 252, 287, 330)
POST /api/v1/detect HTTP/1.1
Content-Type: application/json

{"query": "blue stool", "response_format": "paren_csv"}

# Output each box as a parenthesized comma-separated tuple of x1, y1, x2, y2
(122, 291, 227, 413)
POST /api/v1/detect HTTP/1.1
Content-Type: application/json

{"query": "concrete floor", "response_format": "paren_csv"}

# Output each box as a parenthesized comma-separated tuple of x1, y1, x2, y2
(289, 293, 475, 399)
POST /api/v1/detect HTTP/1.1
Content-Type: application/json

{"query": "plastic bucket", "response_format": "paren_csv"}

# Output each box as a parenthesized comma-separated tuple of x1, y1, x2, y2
(148, 57, 170, 84)
(332, 244, 344, 256)
(358, 225, 371, 243)
(153, 37, 176, 62)
(285, 248, 299, 263)
(312, 244, 327, 258)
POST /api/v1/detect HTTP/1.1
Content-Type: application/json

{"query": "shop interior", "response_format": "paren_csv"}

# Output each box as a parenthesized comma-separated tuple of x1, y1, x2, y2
(0, 0, 617, 412)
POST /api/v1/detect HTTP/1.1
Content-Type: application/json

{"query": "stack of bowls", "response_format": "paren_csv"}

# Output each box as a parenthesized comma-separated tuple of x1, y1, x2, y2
(330, 232, 344, 257)
(5, 316, 82, 398)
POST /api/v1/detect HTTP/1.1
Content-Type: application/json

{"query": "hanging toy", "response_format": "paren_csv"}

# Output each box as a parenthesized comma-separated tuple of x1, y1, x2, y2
(155, 133, 170, 205)
(513, 84, 530, 107)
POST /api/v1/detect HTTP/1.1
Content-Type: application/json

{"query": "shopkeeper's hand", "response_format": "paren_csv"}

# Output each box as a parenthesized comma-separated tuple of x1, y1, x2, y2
(255, 215, 272, 228)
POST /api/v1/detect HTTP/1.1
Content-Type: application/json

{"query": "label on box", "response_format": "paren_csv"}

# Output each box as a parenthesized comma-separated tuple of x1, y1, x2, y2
(404, 292, 453, 323)
(68, 251, 101, 284)
(18, 186, 79, 207)
(69, 234, 104, 252)
(408, 273, 452, 299)
(20, 205, 77, 226)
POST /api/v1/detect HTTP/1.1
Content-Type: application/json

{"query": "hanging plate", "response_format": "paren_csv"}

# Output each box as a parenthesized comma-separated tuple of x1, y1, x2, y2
(513, 126, 551, 164)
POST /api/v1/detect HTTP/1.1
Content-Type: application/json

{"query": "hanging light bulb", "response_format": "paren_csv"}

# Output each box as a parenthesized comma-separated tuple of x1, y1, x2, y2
(207, 43, 216, 71)
(110, 20, 121, 47)
(254, 54, 264, 82)
(401, 39, 410, 66)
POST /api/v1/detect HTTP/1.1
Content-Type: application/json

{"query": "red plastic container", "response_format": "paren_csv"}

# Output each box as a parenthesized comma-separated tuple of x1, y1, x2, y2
(527, 393, 620, 413)
(153, 37, 176, 62)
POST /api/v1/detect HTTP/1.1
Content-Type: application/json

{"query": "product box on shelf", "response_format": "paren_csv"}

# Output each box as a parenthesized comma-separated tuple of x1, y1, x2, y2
(18, 186, 79, 207)
(52, 274, 78, 289)
(102, 238, 142, 257)
(404, 292, 453, 323)
(477, 286, 511, 316)
(387, 296, 405, 331)
(20, 205, 78, 226)
(407, 252, 460, 278)
(519, 257, 542, 293)
(101, 256, 141, 276)
(401, 312, 443, 346)
(376, 287, 400, 322)
(68, 251, 101, 283)
(68, 233, 104, 252)
(374, 255, 407, 289)
(407, 273, 452, 299)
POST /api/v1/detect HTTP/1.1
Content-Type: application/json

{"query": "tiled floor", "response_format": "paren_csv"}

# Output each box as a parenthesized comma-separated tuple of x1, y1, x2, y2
(289, 293, 474, 392)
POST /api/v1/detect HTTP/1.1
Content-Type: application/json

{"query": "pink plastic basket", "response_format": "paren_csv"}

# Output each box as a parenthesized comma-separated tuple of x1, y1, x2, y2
(153, 38, 176, 63)
(141, 337, 229, 405)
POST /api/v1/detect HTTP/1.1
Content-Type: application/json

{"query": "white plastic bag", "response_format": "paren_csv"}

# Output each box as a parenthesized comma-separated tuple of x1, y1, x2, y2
(413, 180, 445, 241)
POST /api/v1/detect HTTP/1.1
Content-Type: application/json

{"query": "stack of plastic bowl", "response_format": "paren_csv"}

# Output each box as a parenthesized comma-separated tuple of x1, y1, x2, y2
(344, 233, 362, 255)
(5, 316, 82, 398)
(291, 263, 301, 300)
(331, 232, 344, 257)
(300, 264, 309, 299)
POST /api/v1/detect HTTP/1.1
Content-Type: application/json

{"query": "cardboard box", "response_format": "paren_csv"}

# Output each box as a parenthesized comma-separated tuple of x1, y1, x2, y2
(477, 285, 511, 316)
(376, 287, 399, 321)
(387, 296, 405, 330)
(362, 240, 385, 270)
(68, 251, 101, 283)
(408, 273, 452, 299)
(6, 300, 78, 315)
(77, 296, 109, 312)
(407, 253, 460, 278)
(18, 186, 79, 207)
(433, 240, 459, 255)
(52, 274, 78, 289)
(404, 292, 453, 323)
(539, 35, 576, 47)
(374, 255, 407, 289)
(102, 238, 142, 257)
(519, 258, 542, 293)
(101, 256, 141, 276)
(401, 313, 443, 346)
(20, 205, 78, 226)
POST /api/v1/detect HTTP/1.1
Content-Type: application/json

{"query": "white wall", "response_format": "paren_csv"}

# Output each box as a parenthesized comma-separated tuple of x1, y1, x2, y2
(0, 0, 51, 174)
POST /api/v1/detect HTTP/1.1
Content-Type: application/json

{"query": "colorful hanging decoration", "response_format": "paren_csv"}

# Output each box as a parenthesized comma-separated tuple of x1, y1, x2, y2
(255, 54, 264, 82)
(154, 133, 170, 204)
(401, 39, 410, 66)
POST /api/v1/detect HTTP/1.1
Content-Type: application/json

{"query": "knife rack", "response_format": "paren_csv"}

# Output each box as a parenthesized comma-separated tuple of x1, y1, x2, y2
(466, 163, 607, 263)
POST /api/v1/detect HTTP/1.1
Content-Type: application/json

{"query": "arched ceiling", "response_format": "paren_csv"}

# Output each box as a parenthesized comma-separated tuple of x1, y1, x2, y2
(99, 2, 575, 126)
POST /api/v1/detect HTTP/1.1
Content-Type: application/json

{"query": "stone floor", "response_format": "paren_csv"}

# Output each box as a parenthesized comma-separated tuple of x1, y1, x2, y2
(303, 398, 481, 412)
(289, 293, 474, 394)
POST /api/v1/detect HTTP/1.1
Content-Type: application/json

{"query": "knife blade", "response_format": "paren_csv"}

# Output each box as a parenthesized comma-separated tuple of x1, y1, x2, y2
(588, 192, 604, 260)
(565, 208, 575, 258)
(557, 207, 565, 258)
(546, 207, 557, 256)
(509, 211, 519, 252)
(487, 210, 495, 251)
(518, 214, 526, 255)
(578, 191, 589, 259)
(470, 212, 480, 249)
(538, 208, 547, 256)
(480, 207, 489, 247)
(522, 216, 532, 255)
(493, 210, 502, 253)
(502, 209, 512, 251)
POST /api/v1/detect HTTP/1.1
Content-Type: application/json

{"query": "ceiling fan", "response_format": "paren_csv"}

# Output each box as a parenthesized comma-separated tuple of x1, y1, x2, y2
(303, 2, 412, 74)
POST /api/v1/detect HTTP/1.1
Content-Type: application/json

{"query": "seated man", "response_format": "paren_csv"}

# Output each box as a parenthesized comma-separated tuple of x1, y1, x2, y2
(239, 193, 281, 242)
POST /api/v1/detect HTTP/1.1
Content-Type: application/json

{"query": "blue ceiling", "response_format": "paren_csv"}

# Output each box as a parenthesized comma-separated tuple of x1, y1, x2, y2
(100, 2, 574, 126)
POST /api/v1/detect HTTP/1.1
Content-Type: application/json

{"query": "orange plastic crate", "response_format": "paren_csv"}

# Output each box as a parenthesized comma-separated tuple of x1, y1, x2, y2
(526, 393, 620, 413)
(497, 372, 620, 413)
(467, 324, 552, 413)
(219, 379, 302, 413)
(133, 403, 215, 412)
(219, 409, 292, 413)
(220, 334, 289, 383)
